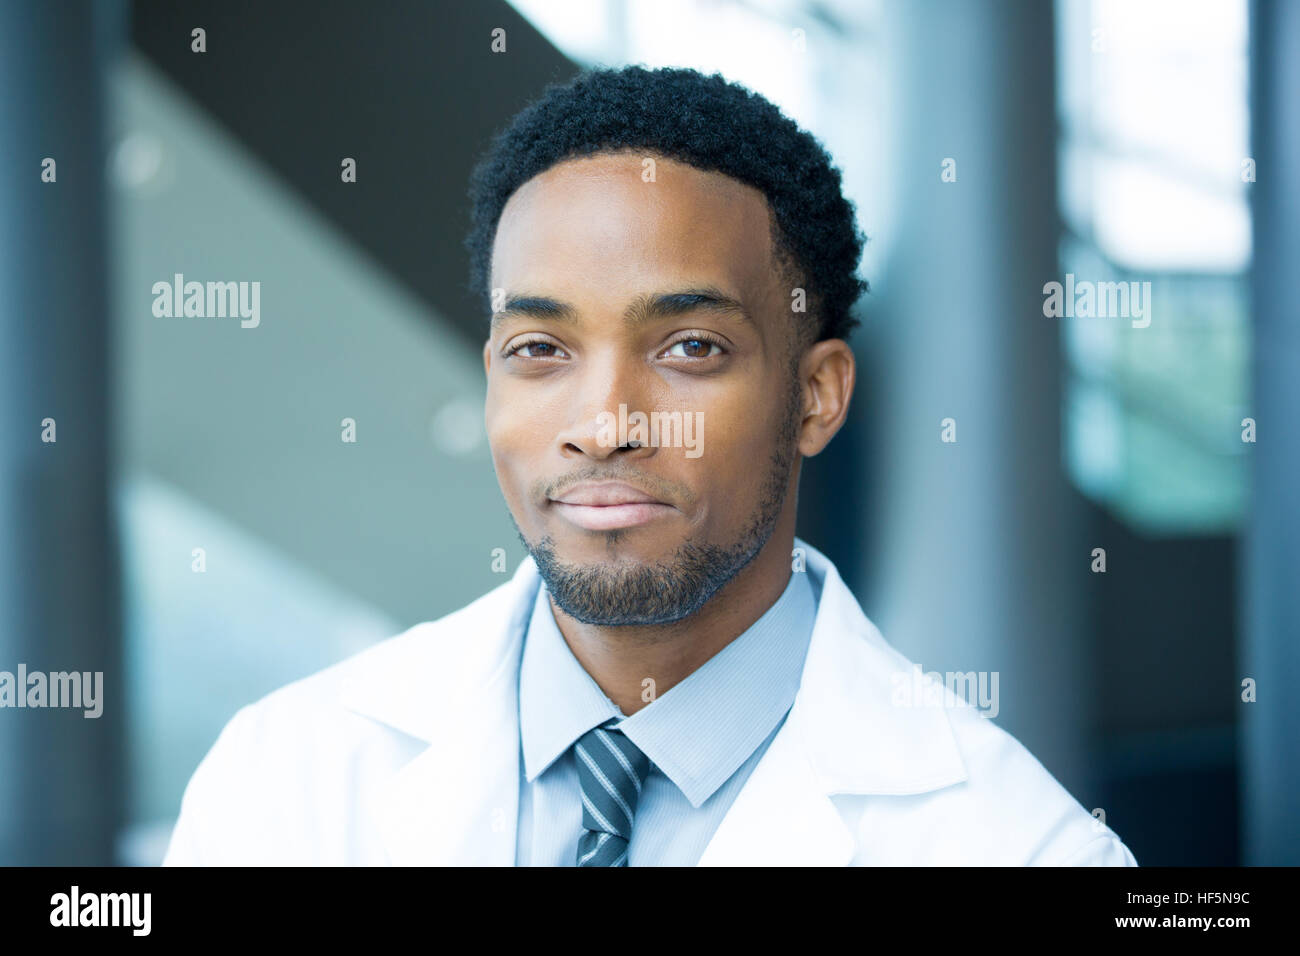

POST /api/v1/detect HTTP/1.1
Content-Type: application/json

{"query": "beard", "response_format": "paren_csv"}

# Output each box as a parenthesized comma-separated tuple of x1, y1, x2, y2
(516, 369, 802, 627)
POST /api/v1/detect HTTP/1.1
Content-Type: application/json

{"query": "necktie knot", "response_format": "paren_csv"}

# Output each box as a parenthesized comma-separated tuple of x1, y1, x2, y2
(574, 720, 651, 866)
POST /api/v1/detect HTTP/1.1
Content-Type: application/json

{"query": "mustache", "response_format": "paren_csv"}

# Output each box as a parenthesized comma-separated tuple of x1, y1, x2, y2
(535, 466, 690, 507)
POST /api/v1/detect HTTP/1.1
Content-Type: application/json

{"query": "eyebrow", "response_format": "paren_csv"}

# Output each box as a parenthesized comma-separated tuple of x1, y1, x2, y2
(489, 287, 751, 330)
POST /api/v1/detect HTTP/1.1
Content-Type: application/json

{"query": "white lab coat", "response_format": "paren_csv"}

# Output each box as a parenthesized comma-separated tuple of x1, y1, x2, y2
(163, 539, 1138, 866)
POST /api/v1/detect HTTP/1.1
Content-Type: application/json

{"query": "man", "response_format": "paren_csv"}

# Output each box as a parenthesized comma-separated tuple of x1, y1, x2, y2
(164, 66, 1137, 866)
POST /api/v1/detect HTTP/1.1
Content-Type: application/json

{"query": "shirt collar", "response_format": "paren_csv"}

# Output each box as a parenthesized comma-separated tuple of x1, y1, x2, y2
(518, 584, 621, 783)
(518, 566, 818, 808)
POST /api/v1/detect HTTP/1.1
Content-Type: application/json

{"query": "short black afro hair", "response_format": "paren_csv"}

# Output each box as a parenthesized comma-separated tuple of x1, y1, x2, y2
(465, 65, 867, 343)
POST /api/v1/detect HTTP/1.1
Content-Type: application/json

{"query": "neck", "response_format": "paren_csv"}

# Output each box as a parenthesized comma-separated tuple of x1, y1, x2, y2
(548, 512, 798, 716)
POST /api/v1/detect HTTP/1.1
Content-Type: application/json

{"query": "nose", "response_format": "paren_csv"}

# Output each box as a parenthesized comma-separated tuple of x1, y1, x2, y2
(555, 350, 656, 462)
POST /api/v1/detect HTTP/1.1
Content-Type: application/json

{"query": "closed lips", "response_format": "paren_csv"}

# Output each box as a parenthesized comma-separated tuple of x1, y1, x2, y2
(552, 482, 666, 507)
(549, 482, 676, 531)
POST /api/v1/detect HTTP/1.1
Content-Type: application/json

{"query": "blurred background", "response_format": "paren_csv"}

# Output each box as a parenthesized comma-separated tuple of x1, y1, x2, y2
(1, 0, 1295, 866)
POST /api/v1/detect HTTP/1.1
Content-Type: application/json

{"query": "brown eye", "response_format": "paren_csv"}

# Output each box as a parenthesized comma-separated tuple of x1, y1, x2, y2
(508, 340, 564, 359)
(667, 338, 722, 359)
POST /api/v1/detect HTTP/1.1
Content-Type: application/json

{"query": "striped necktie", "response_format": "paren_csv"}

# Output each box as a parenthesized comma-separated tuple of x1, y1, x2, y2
(574, 719, 652, 867)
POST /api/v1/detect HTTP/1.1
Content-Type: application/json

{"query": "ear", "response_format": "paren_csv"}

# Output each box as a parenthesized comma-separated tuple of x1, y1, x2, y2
(482, 338, 492, 378)
(796, 339, 855, 457)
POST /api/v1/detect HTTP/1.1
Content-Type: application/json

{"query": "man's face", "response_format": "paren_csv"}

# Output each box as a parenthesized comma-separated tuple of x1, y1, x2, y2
(483, 151, 805, 626)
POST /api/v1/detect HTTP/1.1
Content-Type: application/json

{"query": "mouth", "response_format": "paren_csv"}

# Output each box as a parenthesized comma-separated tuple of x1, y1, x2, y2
(547, 481, 677, 532)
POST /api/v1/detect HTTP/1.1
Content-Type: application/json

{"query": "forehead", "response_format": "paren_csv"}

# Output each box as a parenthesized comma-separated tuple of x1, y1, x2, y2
(490, 152, 779, 298)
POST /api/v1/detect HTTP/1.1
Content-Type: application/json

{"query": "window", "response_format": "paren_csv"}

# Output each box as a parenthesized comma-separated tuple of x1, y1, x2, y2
(1056, 0, 1251, 534)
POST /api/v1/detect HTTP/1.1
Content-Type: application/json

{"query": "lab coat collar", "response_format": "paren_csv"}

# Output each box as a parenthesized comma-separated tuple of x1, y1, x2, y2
(340, 538, 969, 865)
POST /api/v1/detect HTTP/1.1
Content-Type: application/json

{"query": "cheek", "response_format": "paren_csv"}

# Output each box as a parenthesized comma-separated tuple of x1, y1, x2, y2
(687, 386, 786, 487)
(706, 378, 785, 445)
(485, 380, 531, 447)
(484, 393, 528, 489)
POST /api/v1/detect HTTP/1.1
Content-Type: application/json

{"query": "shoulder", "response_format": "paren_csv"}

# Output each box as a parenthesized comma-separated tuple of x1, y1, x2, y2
(162, 575, 524, 865)
(206, 610, 455, 751)
(160, 621, 437, 865)
(832, 621, 1137, 866)
(939, 703, 1137, 865)
(188, 568, 526, 759)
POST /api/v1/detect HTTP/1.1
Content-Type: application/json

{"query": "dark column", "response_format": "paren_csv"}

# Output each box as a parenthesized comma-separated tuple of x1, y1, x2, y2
(0, 0, 126, 864)
(1242, 0, 1300, 866)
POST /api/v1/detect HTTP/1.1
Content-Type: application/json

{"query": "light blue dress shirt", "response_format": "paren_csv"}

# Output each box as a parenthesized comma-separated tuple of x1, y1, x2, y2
(515, 564, 819, 866)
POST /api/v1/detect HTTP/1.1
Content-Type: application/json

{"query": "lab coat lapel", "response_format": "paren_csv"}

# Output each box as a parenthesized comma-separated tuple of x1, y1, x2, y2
(695, 707, 857, 866)
(698, 540, 969, 866)
(372, 667, 520, 866)
(342, 559, 541, 866)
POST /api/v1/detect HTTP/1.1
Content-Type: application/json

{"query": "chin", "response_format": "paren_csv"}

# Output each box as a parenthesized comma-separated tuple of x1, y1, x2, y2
(548, 525, 681, 563)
